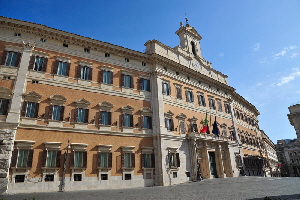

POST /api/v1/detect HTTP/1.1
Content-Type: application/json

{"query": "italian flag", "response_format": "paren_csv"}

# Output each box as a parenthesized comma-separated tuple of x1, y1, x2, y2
(200, 112, 209, 133)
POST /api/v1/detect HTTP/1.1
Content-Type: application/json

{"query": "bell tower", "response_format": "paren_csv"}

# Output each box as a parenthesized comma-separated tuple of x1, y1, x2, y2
(175, 18, 203, 58)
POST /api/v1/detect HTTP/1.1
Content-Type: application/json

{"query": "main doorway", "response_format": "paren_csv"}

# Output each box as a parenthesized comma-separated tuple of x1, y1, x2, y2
(209, 152, 218, 178)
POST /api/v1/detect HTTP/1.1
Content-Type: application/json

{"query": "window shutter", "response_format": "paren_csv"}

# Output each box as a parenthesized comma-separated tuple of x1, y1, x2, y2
(10, 149, 19, 167)
(147, 79, 151, 91)
(28, 56, 35, 70)
(34, 103, 39, 118)
(130, 76, 134, 88)
(141, 154, 145, 168)
(52, 60, 59, 74)
(179, 87, 182, 99)
(121, 153, 124, 168)
(191, 92, 194, 102)
(121, 114, 124, 127)
(15, 52, 22, 67)
(186, 90, 188, 102)
(99, 70, 104, 83)
(151, 153, 155, 168)
(108, 152, 112, 168)
(194, 124, 198, 132)
(180, 121, 185, 134)
(42, 57, 48, 72)
(56, 151, 61, 168)
(108, 112, 112, 125)
(74, 108, 78, 122)
(168, 152, 171, 168)
(41, 150, 47, 167)
(84, 109, 89, 123)
(88, 68, 93, 81)
(162, 82, 165, 94)
(99, 111, 103, 125)
(149, 117, 152, 129)
(21, 101, 27, 117)
(0, 50, 7, 65)
(170, 119, 174, 131)
(141, 116, 144, 129)
(197, 95, 201, 105)
(176, 153, 180, 167)
(130, 114, 133, 127)
(121, 74, 124, 87)
(76, 65, 82, 78)
(165, 118, 168, 129)
(70, 151, 74, 168)
(109, 71, 113, 84)
(131, 153, 135, 168)
(203, 96, 206, 107)
(48, 105, 53, 120)
(27, 149, 34, 168)
(139, 78, 142, 90)
(168, 84, 171, 95)
(2, 99, 10, 115)
(65, 63, 71, 76)
(60, 106, 65, 121)
(83, 151, 87, 168)
(97, 152, 101, 168)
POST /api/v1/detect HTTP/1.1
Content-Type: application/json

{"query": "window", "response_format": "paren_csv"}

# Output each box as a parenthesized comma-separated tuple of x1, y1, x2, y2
(165, 118, 174, 131)
(17, 150, 29, 167)
(74, 151, 84, 168)
(142, 116, 152, 129)
(84, 48, 90, 53)
(40, 38, 46, 42)
(97, 152, 112, 168)
(217, 100, 222, 112)
(99, 111, 111, 125)
(224, 103, 231, 114)
(74, 174, 82, 181)
(124, 174, 131, 180)
(4, 51, 21, 67)
(162, 82, 171, 95)
(45, 175, 54, 182)
(169, 152, 180, 168)
(175, 86, 182, 99)
(57, 61, 70, 76)
(42, 150, 61, 168)
(209, 98, 216, 110)
(15, 175, 25, 183)
(191, 123, 198, 132)
(63, 43, 68, 48)
(105, 53, 110, 57)
(32, 80, 39, 84)
(140, 78, 150, 91)
(122, 152, 135, 168)
(142, 62, 146, 66)
(21, 101, 39, 118)
(10, 149, 33, 168)
(125, 58, 129, 62)
(122, 74, 133, 88)
(101, 174, 108, 180)
(76, 108, 89, 123)
(28, 56, 48, 72)
(0, 98, 10, 115)
(100, 70, 113, 84)
(33, 56, 44, 71)
(173, 172, 178, 178)
(3, 76, 10, 80)
(198, 94, 206, 106)
(46, 150, 57, 167)
(14, 33, 21, 36)
(191, 41, 197, 56)
(186, 90, 194, 102)
(123, 114, 133, 127)
(80, 66, 92, 80)
(142, 153, 154, 168)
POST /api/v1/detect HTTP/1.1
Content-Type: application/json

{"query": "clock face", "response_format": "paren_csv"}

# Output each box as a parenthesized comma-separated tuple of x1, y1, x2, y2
(193, 60, 201, 68)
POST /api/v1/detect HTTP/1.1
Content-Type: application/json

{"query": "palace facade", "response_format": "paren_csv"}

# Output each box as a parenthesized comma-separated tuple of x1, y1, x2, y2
(0, 17, 270, 194)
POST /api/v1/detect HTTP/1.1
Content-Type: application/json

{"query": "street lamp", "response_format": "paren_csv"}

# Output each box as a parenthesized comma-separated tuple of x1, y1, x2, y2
(61, 139, 70, 192)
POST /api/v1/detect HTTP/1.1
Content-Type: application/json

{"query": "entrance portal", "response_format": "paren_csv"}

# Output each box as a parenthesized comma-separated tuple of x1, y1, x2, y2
(209, 152, 218, 178)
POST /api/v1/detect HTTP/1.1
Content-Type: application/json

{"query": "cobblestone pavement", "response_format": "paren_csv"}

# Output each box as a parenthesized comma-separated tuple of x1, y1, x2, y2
(1, 177, 300, 200)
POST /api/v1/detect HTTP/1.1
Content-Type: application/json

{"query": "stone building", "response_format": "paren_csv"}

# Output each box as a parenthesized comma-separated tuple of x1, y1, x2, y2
(0, 17, 269, 194)
(275, 103, 300, 177)
(261, 130, 278, 177)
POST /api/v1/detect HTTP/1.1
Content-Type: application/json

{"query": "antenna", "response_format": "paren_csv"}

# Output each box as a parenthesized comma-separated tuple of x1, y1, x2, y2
(185, 13, 189, 27)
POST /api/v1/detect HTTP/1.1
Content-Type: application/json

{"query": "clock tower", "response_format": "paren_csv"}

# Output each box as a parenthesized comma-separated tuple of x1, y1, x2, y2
(175, 18, 203, 59)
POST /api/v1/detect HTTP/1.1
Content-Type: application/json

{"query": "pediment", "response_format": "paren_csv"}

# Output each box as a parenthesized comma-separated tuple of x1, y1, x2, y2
(0, 87, 12, 99)
(23, 91, 42, 102)
(75, 98, 90, 108)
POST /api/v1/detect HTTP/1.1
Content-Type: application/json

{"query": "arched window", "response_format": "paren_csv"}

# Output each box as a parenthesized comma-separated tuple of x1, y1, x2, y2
(191, 41, 197, 56)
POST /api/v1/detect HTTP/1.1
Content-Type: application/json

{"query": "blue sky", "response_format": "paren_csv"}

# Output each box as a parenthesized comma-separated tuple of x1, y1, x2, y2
(1, 0, 299, 143)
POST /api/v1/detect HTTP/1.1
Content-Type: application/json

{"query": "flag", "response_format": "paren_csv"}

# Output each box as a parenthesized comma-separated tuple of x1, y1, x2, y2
(212, 116, 220, 137)
(200, 112, 209, 133)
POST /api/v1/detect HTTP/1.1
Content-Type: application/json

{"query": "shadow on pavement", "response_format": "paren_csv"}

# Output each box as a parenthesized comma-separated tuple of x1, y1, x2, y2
(248, 194, 300, 200)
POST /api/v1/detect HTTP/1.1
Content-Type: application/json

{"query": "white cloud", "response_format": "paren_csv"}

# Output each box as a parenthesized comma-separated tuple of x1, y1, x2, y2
(218, 53, 224, 57)
(276, 68, 300, 86)
(253, 43, 260, 52)
(273, 45, 298, 60)
(290, 53, 299, 58)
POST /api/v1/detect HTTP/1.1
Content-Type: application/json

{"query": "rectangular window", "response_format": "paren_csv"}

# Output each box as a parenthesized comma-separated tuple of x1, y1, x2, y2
(99, 152, 108, 168)
(0, 99, 10, 115)
(46, 150, 57, 168)
(209, 99, 216, 110)
(33, 57, 44, 71)
(63, 43, 68, 48)
(25, 102, 37, 118)
(57, 61, 67, 76)
(74, 151, 83, 168)
(224, 103, 231, 113)
(125, 58, 129, 62)
(123, 74, 132, 88)
(5, 52, 18, 67)
(74, 174, 82, 181)
(163, 83, 170, 95)
(15, 175, 25, 183)
(51, 105, 61, 121)
(124, 153, 131, 168)
(101, 174, 108, 180)
(17, 150, 29, 168)
(40, 38, 46, 42)
(217, 100, 222, 112)
(176, 86, 182, 99)
(143, 116, 152, 129)
(142, 62, 146, 66)
(186, 91, 194, 102)
(45, 175, 54, 182)
(103, 70, 112, 84)
(105, 53, 110, 57)
(77, 108, 88, 123)
(169, 152, 180, 168)
(198, 94, 206, 106)
(140, 78, 150, 91)
(84, 48, 90, 53)
(143, 154, 152, 168)
(14, 33, 21, 37)
(100, 111, 111, 125)
(165, 118, 174, 131)
(123, 114, 132, 127)
(80, 66, 91, 80)
(124, 174, 131, 180)
(191, 124, 198, 132)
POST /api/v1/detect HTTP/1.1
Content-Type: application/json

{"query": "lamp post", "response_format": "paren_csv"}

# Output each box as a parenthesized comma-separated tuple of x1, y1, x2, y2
(61, 139, 70, 192)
